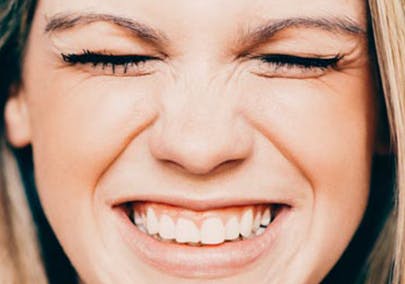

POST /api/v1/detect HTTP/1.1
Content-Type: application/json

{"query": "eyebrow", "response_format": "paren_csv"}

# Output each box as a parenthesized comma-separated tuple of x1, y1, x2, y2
(238, 16, 367, 51)
(45, 13, 367, 52)
(45, 12, 168, 47)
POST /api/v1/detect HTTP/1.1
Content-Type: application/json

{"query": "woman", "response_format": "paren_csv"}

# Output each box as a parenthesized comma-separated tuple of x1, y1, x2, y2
(0, 0, 404, 283)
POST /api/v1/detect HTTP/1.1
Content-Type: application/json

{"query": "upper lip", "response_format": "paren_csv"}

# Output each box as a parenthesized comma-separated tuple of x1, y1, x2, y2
(107, 193, 294, 211)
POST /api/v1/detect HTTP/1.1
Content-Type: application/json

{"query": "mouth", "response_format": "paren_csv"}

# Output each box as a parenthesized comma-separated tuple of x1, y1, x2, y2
(113, 199, 289, 278)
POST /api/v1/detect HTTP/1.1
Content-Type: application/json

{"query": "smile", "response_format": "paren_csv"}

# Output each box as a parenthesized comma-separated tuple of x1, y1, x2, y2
(131, 202, 275, 245)
(113, 199, 289, 278)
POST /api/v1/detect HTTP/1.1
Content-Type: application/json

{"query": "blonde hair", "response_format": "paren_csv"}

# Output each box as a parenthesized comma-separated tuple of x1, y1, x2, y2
(0, 142, 47, 283)
(367, 0, 405, 283)
(0, 0, 403, 283)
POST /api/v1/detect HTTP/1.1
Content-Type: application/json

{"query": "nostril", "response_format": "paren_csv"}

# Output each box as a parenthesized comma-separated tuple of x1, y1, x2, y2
(211, 159, 244, 175)
(159, 157, 244, 176)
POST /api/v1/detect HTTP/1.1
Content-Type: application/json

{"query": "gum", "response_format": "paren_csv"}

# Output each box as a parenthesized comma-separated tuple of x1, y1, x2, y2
(133, 202, 269, 227)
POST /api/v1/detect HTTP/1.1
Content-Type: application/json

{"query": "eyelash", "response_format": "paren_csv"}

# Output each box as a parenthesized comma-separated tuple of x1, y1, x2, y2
(61, 50, 342, 77)
(61, 50, 158, 74)
(256, 54, 343, 72)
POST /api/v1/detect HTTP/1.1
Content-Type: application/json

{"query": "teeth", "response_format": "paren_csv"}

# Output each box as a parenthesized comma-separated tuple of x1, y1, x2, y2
(255, 227, 266, 236)
(225, 216, 240, 240)
(146, 208, 159, 235)
(138, 223, 147, 233)
(201, 218, 225, 245)
(261, 207, 271, 226)
(253, 213, 261, 232)
(133, 205, 275, 245)
(159, 214, 175, 240)
(176, 218, 200, 243)
(240, 209, 253, 237)
(134, 210, 143, 225)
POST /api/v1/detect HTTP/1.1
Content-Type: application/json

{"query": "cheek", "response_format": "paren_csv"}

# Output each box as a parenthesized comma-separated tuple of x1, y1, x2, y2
(241, 74, 375, 196)
(239, 74, 375, 277)
(27, 76, 159, 238)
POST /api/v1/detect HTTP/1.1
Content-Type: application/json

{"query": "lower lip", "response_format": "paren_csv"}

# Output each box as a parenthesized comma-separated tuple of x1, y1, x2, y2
(113, 205, 287, 279)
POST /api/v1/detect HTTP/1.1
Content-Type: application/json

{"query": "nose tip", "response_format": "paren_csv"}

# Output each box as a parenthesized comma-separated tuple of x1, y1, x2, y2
(149, 118, 253, 176)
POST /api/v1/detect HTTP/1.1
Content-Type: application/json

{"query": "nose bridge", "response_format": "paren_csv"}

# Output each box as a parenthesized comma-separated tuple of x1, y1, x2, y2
(149, 74, 253, 175)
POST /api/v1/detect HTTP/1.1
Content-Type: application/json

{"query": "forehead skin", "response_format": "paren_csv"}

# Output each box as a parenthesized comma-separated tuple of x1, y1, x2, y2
(37, 0, 368, 45)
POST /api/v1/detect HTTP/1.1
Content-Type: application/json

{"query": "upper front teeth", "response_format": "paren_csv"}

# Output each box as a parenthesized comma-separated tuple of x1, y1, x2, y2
(225, 216, 239, 240)
(200, 217, 225, 245)
(176, 218, 200, 243)
(133, 205, 273, 245)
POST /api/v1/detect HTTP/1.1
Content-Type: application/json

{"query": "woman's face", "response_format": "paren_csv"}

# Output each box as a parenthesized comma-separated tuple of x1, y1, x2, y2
(5, 0, 377, 283)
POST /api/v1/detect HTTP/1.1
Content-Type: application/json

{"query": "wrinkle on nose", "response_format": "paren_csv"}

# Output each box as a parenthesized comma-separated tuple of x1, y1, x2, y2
(149, 102, 253, 176)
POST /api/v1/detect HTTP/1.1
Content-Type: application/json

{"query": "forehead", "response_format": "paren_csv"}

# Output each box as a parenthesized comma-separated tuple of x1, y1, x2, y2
(37, 0, 367, 32)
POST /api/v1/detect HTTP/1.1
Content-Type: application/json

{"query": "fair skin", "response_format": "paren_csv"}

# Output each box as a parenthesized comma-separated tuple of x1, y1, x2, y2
(4, 0, 377, 283)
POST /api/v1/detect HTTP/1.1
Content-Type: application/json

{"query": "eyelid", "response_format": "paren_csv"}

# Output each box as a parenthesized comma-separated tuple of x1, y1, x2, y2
(253, 54, 343, 66)
(248, 53, 344, 79)
(61, 50, 160, 64)
(59, 50, 162, 76)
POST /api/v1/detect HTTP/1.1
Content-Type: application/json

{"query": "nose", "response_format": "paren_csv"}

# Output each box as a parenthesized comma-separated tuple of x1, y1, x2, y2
(149, 86, 253, 176)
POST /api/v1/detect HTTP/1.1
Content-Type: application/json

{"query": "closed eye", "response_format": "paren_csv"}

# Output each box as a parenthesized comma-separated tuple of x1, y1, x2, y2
(259, 54, 342, 69)
(61, 50, 160, 75)
(251, 54, 343, 78)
